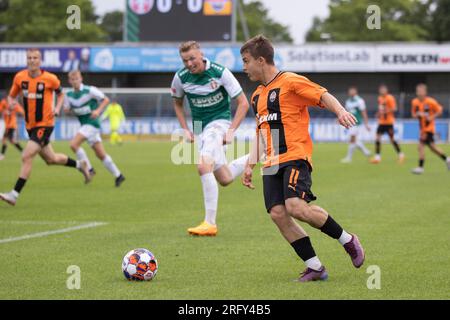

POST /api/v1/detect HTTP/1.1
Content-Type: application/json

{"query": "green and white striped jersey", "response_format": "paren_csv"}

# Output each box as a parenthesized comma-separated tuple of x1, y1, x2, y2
(171, 58, 243, 130)
(345, 95, 366, 126)
(64, 84, 106, 129)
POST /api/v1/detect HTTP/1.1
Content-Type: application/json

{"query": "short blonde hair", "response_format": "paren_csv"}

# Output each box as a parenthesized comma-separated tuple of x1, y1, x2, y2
(68, 70, 82, 78)
(179, 41, 200, 53)
(416, 83, 427, 90)
(26, 48, 41, 57)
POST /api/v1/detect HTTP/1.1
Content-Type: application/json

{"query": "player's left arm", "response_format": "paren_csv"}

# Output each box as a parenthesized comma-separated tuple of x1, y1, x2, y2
(225, 92, 249, 144)
(320, 92, 357, 129)
(428, 99, 443, 121)
(52, 76, 65, 117)
(89, 87, 110, 119)
(221, 68, 249, 144)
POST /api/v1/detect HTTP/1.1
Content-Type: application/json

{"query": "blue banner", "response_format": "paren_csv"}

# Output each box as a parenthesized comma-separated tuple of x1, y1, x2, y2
(0, 47, 91, 72)
(2, 118, 449, 143)
(89, 46, 245, 72)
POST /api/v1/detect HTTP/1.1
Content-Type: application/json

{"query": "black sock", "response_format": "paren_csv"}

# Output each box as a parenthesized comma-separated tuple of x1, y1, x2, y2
(419, 159, 424, 167)
(290, 237, 317, 262)
(14, 178, 27, 194)
(375, 141, 380, 154)
(14, 143, 23, 152)
(320, 215, 344, 239)
(392, 141, 401, 153)
(65, 158, 77, 168)
(1, 144, 6, 154)
(439, 154, 447, 161)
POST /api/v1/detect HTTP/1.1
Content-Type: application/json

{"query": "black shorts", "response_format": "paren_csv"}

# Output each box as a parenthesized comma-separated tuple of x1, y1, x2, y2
(3, 128, 16, 140)
(377, 124, 394, 135)
(27, 127, 53, 147)
(262, 160, 317, 213)
(420, 132, 435, 145)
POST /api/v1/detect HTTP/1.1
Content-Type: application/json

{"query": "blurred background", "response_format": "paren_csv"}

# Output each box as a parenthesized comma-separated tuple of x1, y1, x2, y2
(0, 0, 449, 142)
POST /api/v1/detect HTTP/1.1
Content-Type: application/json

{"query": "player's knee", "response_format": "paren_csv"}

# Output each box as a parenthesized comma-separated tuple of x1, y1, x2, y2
(270, 206, 287, 224)
(70, 144, 78, 152)
(44, 156, 56, 165)
(217, 178, 232, 187)
(285, 200, 310, 221)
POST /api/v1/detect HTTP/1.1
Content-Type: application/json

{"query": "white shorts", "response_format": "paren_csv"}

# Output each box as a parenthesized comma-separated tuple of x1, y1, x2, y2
(78, 124, 102, 146)
(197, 119, 230, 170)
(347, 125, 361, 137)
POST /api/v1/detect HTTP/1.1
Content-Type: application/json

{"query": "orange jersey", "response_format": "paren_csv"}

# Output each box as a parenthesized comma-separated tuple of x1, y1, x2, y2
(411, 96, 442, 134)
(9, 69, 62, 130)
(377, 94, 396, 125)
(0, 99, 24, 129)
(251, 72, 327, 168)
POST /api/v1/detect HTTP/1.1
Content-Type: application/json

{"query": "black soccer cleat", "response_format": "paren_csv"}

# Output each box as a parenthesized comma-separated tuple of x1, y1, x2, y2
(115, 174, 125, 187)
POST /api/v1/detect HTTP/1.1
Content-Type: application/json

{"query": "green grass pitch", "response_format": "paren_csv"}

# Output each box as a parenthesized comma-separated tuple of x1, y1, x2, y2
(0, 141, 449, 299)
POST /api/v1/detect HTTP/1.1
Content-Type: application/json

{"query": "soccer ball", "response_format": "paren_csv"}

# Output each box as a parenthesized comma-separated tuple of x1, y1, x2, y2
(122, 248, 158, 281)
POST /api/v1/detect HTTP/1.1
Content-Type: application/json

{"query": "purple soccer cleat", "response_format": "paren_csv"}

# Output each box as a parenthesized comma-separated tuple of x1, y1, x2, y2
(344, 234, 365, 268)
(298, 266, 328, 282)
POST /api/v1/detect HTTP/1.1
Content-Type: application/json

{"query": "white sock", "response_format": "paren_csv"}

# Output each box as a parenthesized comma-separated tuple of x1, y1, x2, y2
(102, 155, 121, 178)
(75, 160, 81, 169)
(228, 154, 249, 180)
(374, 154, 381, 160)
(356, 141, 371, 157)
(305, 256, 323, 271)
(11, 190, 19, 198)
(338, 230, 353, 245)
(201, 173, 218, 225)
(346, 143, 356, 160)
(75, 148, 92, 170)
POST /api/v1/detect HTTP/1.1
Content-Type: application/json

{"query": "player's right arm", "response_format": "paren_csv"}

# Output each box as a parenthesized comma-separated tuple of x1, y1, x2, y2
(173, 97, 194, 143)
(171, 73, 193, 142)
(8, 73, 21, 110)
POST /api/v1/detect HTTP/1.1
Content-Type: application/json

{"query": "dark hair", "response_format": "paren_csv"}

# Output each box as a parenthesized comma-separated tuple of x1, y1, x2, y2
(240, 35, 274, 65)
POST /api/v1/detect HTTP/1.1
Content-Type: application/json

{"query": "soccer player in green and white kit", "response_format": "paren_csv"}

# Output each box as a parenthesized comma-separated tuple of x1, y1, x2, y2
(171, 41, 250, 236)
(341, 86, 371, 163)
(59, 70, 125, 187)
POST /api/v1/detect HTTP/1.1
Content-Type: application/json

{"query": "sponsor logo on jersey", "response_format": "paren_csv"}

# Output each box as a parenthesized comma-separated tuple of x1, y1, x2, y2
(269, 91, 277, 103)
(258, 113, 278, 125)
(190, 91, 224, 108)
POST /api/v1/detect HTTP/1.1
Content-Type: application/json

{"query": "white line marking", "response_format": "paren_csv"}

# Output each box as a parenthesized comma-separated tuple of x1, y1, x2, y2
(0, 220, 80, 225)
(0, 222, 107, 244)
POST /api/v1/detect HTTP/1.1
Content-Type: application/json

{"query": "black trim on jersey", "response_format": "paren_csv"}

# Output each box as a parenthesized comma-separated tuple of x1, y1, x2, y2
(21, 81, 29, 123)
(263, 71, 284, 87)
(251, 94, 260, 115)
(266, 88, 287, 155)
(35, 82, 45, 122)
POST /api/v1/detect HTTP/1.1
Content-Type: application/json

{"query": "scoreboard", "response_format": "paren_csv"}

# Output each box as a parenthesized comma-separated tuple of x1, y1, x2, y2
(126, 0, 234, 42)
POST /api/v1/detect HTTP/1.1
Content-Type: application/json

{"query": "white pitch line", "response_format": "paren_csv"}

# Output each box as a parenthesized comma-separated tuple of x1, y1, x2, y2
(0, 220, 81, 225)
(0, 222, 108, 244)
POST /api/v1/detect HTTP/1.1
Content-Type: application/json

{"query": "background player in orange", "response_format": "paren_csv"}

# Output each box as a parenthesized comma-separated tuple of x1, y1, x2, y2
(0, 98, 24, 160)
(370, 84, 405, 164)
(411, 83, 450, 174)
(240, 35, 365, 282)
(0, 48, 90, 206)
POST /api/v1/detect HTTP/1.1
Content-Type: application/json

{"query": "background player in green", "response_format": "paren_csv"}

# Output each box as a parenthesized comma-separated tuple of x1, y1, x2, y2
(341, 86, 371, 163)
(101, 99, 126, 145)
(60, 70, 125, 187)
(171, 41, 250, 236)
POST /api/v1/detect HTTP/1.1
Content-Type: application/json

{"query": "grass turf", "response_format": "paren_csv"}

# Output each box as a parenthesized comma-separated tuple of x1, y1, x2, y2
(0, 141, 449, 299)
